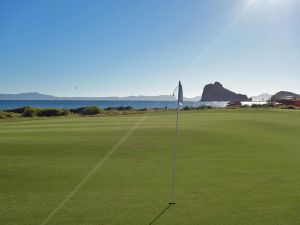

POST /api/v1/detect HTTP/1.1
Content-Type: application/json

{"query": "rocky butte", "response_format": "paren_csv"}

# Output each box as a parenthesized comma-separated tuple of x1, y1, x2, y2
(201, 82, 251, 102)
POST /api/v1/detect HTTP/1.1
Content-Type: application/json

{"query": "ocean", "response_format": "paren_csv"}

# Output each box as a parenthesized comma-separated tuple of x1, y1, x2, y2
(0, 100, 228, 110)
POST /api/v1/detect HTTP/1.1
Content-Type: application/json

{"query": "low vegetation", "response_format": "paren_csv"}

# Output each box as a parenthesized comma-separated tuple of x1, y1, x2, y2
(183, 106, 213, 110)
(0, 111, 19, 119)
(0, 104, 298, 120)
(70, 106, 102, 115)
(23, 108, 70, 117)
(282, 105, 297, 110)
(0, 106, 144, 119)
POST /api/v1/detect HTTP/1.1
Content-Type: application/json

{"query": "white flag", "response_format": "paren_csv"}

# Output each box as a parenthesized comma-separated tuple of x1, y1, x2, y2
(173, 81, 183, 105)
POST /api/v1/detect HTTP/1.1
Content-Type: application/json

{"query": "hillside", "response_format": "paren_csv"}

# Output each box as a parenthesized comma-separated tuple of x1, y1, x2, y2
(271, 91, 300, 101)
(0, 92, 56, 100)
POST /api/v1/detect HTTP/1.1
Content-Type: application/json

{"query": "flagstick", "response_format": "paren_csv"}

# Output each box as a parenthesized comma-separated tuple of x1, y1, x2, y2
(170, 100, 180, 205)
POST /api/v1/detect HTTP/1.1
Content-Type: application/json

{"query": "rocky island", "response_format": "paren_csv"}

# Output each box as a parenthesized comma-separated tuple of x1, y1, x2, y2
(201, 82, 251, 102)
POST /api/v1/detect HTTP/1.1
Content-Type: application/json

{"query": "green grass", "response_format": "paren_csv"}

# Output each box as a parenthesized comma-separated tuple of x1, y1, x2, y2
(0, 109, 300, 225)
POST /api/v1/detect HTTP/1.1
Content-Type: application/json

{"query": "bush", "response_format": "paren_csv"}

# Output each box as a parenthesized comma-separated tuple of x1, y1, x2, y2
(22, 108, 38, 117)
(81, 106, 102, 115)
(70, 106, 102, 115)
(5, 107, 31, 114)
(37, 108, 70, 117)
(69, 107, 85, 114)
(197, 106, 213, 110)
(22, 108, 69, 117)
(81, 106, 101, 115)
(105, 106, 133, 111)
(284, 105, 297, 110)
(0, 111, 17, 119)
(183, 106, 192, 110)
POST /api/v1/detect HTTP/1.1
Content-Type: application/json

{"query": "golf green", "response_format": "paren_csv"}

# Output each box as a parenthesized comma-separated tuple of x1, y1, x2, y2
(1, 109, 300, 225)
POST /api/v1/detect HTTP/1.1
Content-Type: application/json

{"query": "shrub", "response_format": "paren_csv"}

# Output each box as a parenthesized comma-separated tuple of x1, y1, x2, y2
(197, 106, 213, 110)
(69, 107, 85, 114)
(70, 106, 102, 115)
(81, 106, 102, 115)
(22, 108, 69, 117)
(241, 105, 250, 108)
(5, 107, 31, 114)
(105, 106, 133, 111)
(37, 108, 70, 117)
(284, 105, 297, 110)
(22, 108, 38, 117)
(0, 111, 17, 119)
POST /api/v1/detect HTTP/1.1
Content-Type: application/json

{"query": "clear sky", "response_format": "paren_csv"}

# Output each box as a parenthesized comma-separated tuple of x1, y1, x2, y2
(0, 0, 299, 97)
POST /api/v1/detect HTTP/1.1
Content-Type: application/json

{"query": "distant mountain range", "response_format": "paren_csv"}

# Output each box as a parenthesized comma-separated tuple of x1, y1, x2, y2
(0, 92, 57, 100)
(0, 92, 202, 102)
(250, 93, 272, 102)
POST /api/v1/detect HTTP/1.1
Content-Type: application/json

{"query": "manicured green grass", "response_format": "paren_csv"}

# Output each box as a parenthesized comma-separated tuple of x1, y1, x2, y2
(0, 109, 300, 225)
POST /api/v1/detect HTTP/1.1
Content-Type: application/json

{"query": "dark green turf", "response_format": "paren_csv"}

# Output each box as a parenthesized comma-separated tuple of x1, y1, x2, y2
(1, 110, 300, 225)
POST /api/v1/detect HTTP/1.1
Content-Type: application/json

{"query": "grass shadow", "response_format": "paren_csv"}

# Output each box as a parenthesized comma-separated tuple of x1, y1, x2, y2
(148, 203, 174, 225)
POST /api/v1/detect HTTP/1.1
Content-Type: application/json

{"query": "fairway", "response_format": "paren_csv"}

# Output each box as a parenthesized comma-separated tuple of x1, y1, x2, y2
(1, 110, 300, 225)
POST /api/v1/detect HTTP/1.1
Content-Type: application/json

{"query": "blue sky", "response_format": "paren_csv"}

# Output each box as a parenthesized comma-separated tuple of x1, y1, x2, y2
(0, 0, 299, 97)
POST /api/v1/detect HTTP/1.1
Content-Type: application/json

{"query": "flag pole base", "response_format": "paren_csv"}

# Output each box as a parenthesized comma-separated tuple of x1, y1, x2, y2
(168, 202, 176, 205)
